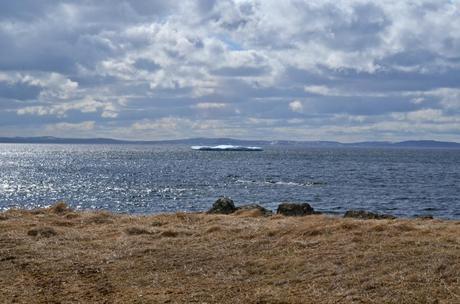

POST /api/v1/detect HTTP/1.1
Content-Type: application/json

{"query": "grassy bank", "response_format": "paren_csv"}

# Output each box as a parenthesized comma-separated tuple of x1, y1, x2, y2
(0, 204, 459, 303)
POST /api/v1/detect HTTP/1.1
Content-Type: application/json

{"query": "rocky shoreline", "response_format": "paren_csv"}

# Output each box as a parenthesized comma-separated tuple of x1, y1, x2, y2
(0, 201, 459, 303)
(207, 196, 409, 219)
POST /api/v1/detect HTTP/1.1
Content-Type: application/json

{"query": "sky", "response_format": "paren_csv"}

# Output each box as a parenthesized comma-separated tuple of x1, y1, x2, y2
(0, 0, 460, 142)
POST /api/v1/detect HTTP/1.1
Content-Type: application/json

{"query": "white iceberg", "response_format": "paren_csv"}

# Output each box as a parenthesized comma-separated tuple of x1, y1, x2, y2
(191, 145, 263, 151)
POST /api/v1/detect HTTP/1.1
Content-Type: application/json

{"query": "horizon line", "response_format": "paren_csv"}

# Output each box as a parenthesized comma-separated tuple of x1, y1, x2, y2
(0, 135, 459, 145)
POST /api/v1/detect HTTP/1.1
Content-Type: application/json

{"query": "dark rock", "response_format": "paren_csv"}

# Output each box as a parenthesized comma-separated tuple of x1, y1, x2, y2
(344, 210, 396, 220)
(236, 204, 272, 216)
(207, 197, 236, 214)
(276, 203, 315, 216)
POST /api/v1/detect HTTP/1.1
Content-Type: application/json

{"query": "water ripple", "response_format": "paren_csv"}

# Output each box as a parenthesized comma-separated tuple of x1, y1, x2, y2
(0, 144, 459, 219)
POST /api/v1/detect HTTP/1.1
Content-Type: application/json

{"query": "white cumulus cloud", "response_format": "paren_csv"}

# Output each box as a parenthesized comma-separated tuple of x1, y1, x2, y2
(289, 100, 304, 113)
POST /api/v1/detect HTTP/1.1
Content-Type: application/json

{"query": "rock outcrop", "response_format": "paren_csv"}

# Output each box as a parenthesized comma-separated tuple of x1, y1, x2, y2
(276, 203, 315, 216)
(207, 197, 237, 214)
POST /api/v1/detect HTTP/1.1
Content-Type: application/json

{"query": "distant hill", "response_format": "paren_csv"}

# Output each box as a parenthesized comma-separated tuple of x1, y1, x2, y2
(0, 136, 128, 144)
(0, 136, 459, 148)
(343, 140, 460, 148)
(391, 140, 460, 148)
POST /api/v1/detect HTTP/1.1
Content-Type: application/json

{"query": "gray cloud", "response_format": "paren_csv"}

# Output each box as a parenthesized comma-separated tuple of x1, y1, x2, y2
(0, 0, 459, 141)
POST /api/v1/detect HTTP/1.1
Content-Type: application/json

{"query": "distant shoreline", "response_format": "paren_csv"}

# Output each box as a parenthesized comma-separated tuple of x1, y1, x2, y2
(1, 136, 460, 148)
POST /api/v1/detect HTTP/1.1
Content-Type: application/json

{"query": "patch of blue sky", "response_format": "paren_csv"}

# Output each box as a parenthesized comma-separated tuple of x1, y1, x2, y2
(218, 34, 244, 51)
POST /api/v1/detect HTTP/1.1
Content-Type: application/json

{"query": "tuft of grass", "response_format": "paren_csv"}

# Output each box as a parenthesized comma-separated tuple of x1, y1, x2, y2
(124, 226, 151, 235)
(370, 224, 387, 232)
(84, 212, 114, 224)
(338, 221, 360, 230)
(391, 222, 417, 232)
(51, 219, 75, 227)
(234, 208, 266, 217)
(48, 202, 73, 214)
(206, 225, 221, 233)
(301, 229, 323, 237)
(151, 220, 165, 227)
(160, 230, 179, 238)
(27, 226, 57, 238)
(65, 212, 80, 219)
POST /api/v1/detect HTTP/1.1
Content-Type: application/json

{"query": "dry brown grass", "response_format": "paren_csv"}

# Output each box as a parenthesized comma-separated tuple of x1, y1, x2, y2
(0, 204, 459, 304)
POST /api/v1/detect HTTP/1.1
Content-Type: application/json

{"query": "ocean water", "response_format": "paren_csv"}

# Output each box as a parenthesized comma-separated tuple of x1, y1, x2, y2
(0, 144, 459, 219)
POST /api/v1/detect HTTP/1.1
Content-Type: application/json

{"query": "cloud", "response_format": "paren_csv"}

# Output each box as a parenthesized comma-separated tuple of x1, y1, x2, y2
(289, 100, 303, 113)
(304, 85, 333, 96)
(45, 121, 95, 132)
(132, 117, 189, 131)
(17, 97, 117, 118)
(429, 88, 460, 110)
(194, 102, 227, 109)
(1, 1, 460, 141)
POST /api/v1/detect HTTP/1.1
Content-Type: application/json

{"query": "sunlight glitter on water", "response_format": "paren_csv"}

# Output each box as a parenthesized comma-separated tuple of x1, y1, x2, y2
(0, 144, 459, 218)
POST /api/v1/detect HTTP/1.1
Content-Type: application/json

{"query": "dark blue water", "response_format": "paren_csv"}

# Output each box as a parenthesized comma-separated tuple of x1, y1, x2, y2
(0, 144, 459, 219)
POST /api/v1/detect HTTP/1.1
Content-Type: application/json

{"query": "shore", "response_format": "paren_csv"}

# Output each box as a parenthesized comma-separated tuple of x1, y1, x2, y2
(0, 203, 459, 303)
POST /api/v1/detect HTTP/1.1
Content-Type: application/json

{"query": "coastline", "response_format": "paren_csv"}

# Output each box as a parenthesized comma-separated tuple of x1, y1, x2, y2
(1, 203, 459, 303)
